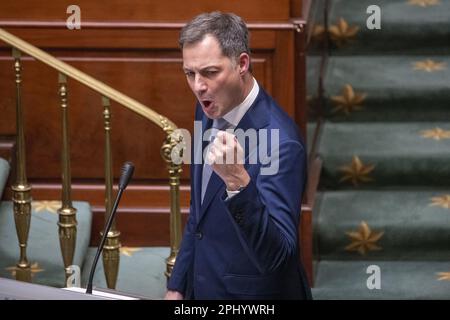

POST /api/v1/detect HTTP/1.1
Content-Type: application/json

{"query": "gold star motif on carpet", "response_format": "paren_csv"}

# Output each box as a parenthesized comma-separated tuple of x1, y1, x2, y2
(407, 0, 440, 7)
(345, 221, 384, 255)
(437, 271, 450, 281)
(339, 156, 375, 186)
(420, 128, 450, 140)
(412, 59, 447, 72)
(5, 262, 45, 278)
(430, 195, 450, 209)
(32, 200, 61, 214)
(328, 18, 359, 47)
(312, 24, 326, 42)
(120, 247, 142, 257)
(331, 84, 367, 115)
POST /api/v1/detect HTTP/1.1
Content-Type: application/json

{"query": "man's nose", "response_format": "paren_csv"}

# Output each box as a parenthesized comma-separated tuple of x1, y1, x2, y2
(194, 74, 207, 94)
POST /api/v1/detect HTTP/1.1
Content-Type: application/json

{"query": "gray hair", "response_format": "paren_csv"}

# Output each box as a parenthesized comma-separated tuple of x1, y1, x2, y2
(179, 12, 251, 60)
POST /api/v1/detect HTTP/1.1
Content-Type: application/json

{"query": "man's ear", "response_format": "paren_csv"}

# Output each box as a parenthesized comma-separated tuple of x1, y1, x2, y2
(238, 53, 250, 75)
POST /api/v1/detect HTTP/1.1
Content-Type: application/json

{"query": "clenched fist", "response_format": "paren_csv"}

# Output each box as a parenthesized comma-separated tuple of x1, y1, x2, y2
(206, 130, 250, 191)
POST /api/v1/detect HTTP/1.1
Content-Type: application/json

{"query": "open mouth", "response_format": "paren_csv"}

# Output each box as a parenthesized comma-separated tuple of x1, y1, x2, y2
(202, 100, 213, 109)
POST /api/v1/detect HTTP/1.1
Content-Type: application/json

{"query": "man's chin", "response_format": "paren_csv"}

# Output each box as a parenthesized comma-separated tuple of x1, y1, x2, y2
(203, 108, 220, 119)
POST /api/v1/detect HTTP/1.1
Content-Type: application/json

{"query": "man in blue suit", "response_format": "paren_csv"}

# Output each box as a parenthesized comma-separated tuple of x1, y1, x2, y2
(165, 11, 311, 300)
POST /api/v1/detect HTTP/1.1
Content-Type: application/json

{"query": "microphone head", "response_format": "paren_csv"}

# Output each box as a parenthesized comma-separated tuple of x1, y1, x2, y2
(119, 161, 135, 190)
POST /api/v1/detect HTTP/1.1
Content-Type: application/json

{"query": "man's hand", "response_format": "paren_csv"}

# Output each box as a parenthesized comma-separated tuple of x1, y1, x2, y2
(165, 290, 184, 300)
(207, 130, 250, 191)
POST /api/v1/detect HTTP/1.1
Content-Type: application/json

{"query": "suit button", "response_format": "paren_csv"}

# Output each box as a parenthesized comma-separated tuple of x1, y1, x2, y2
(195, 231, 203, 240)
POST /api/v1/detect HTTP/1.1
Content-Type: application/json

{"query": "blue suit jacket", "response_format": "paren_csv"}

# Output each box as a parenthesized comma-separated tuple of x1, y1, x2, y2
(168, 87, 311, 299)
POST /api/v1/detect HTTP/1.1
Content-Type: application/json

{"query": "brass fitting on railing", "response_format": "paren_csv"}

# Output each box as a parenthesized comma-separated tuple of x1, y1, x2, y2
(102, 96, 121, 289)
(11, 47, 32, 282)
(160, 116, 184, 279)
(57, 73, 78, 284)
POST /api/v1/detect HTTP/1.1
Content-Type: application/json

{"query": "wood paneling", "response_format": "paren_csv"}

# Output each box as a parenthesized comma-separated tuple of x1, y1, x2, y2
(273, 31, 295, 117)
(0, 0, 291, 22)
(90, 208, 189, 247)
(290, 0, 304, 17)
(0, 28, 278, 49)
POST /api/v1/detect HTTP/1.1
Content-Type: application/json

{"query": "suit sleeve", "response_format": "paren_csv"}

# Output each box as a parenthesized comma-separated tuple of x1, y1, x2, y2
(224, 140, 306, 274)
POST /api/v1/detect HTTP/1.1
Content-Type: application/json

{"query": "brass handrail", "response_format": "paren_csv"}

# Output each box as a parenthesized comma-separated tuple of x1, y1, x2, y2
(0, 28, 177, 130)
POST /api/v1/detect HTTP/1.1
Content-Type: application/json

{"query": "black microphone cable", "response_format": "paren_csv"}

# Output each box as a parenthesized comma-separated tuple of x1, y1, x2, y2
(86, 162, 134, 294)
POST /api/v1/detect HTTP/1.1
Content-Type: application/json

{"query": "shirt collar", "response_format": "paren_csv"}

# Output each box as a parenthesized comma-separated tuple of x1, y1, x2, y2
(222, 77, 259, 127)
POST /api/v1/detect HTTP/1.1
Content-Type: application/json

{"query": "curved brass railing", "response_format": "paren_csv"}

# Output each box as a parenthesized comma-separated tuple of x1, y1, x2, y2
(0, 27, 183, 288)
(0, 29, 176, 130)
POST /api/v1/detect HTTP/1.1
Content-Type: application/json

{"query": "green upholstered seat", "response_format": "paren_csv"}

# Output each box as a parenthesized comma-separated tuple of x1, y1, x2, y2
(0, 158, 9, 200)
(0, 201, 92, 288)
(81, 246, 169, 299)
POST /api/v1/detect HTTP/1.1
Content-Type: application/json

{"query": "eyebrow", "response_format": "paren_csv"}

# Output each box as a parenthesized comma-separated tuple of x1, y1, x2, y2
(182, 65, 220, 72)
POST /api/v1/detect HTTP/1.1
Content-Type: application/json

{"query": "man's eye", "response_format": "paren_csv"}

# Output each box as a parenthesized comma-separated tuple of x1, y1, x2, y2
(205, 70, 218, 76)
(185, 72, 195, 78)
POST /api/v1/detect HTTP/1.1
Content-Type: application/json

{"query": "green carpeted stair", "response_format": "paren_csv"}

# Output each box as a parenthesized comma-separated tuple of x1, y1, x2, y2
(316, 191, 450, 261)
(319, 122, 450, 188)
(324, 0, 450, 55)
(313, 260, 450, 299)
(323, 56, 450, 121)
(311, 0, 450, 299)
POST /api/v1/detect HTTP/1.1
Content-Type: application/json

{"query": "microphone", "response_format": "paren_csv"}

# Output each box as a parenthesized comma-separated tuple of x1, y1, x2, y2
(86, 161, 135, 294)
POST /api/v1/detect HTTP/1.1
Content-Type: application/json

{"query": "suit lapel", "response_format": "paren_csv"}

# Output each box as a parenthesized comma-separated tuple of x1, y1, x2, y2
(194, 114, 212, 221)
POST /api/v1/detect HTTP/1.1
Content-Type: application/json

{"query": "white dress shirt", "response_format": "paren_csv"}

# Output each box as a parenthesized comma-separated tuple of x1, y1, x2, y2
(221, 78, 259, 198)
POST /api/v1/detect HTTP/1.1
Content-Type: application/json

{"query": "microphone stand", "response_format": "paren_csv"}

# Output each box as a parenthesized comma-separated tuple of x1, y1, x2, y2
(86, 162, 134, 294)
(85, 189, 124, 294)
